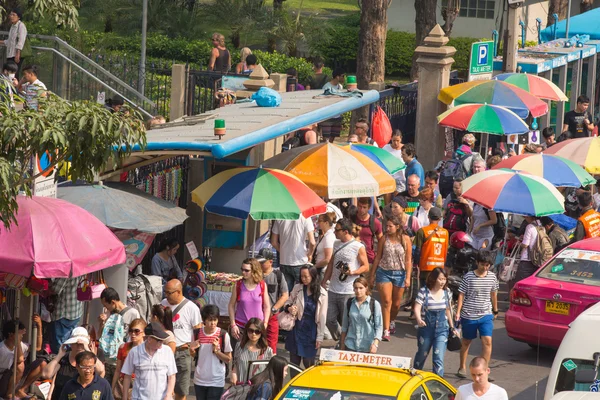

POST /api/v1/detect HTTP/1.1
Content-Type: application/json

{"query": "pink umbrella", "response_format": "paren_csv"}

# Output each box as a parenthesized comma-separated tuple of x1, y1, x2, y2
(0, 196, 126, 278)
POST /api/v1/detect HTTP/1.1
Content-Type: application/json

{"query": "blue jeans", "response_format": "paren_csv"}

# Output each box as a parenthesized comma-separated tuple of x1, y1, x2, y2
(50, 317, 80, 354)
(413, 309, 449, 377)
(280, 265, 302, 294)
(194, 385, 224, 400)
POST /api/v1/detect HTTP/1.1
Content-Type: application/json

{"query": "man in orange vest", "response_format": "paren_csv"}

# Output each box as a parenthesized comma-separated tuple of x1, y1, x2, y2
(573, 191, 600, 242)
(414, 207, 449, 287)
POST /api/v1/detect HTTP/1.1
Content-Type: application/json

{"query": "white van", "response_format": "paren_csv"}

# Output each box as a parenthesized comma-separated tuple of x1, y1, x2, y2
(545, 302, 600, 400)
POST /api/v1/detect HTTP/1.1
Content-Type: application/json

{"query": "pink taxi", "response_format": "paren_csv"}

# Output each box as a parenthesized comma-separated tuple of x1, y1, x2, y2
(506, 238, 600, 348)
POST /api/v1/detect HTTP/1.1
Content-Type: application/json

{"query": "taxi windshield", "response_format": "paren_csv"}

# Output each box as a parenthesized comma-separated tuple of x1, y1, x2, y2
(554, 358, 598, 393)
(279, 387, 395, 400)
(537, 248, 600, 287)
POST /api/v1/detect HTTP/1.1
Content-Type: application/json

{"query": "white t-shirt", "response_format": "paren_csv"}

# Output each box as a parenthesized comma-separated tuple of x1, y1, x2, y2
(456, 383, 508, 400)
(0, 341, 29, 374)
(272, 217, 314, 266)
(521, 222, 540, 261)
(329, 239, 365, 295)
(161, 299, 202, 347)
(193, 328, 233, 387)
(121, 342, 178, 400)
(383, 144, 406, 193)
(315, 229, 336, 266)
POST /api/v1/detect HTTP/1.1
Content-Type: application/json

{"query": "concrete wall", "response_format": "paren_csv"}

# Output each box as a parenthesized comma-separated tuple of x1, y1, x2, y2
(388, 0, 548, 40)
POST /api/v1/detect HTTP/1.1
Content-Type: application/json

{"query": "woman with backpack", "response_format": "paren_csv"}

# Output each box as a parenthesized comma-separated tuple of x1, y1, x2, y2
(369, 216, 412, 342)
(112, 318, 147, 399)
(150, 304, 177, 353)
(340, 277, 383, 353)
(413, 267, 457, 377)
(248, 356, 288, 400)
(231, 318, 273, 385)
(283, 265, 328, 372)
(228, 258, 270, 352)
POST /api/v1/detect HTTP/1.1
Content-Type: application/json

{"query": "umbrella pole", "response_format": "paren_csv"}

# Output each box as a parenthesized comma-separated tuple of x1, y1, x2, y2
(251, 222, 258, 256)
(11, 289, 21, 400)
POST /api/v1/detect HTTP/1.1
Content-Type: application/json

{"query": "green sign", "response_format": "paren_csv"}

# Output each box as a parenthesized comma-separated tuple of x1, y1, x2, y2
(469, 41, 494, 77)
(563, 359, 578, 372)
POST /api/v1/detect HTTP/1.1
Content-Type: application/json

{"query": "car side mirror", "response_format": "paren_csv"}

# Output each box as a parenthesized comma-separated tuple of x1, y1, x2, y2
(575, 369, 596, 384)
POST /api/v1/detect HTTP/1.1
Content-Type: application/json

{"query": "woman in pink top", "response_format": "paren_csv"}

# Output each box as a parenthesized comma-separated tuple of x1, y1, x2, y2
(228, 258, 271, 351)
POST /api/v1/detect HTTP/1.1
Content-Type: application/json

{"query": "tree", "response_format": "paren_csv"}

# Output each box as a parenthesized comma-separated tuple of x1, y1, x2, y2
(0, 90, 146, 227)
(1, 0, 80, 29)
(441, 0, 459, 37)
(547, 0, 569, 26)
(581, 0, 593, 13)
(411, 0, 437, 80)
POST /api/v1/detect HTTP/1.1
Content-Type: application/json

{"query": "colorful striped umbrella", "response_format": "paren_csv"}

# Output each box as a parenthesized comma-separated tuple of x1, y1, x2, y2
(262, 143, 396, 199)
(343, 143, 406, 174)
(437, 104, 529, 135)
(191, 167, 327, 220)
(544, 137, 600, 174)
(438, 80, 548, 118)
(492, 154, 595, 187)
(461, 170, 565, 216)
(494, 73, 568, 101)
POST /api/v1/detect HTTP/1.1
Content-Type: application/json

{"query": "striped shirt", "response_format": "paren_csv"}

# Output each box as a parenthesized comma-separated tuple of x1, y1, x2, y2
(458, 271, 499, 320)
(416, 288, 451, 316)
(232, 343, 273, 384)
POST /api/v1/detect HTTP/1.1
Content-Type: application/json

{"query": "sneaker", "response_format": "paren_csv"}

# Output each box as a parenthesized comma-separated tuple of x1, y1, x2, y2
(382, 330, 391, 341)
(389, 321, 396, 334)
(456, 368, 467, 378)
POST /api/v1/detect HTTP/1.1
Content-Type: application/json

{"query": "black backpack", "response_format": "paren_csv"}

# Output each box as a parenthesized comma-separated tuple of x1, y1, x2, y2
(439, 155, 470, 198)
(282, 129, 309, 152)
(484, 209, 506, 241)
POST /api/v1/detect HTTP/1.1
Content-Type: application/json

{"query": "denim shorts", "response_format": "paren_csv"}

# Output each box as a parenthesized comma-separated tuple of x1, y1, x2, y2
(461, 314, 494, 340)
(376, 268, 406, 287)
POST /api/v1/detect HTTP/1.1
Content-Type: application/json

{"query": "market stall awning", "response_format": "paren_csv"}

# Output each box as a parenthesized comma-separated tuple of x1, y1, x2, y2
(541, 8, 600, 41)
(100, 89, 380, 179)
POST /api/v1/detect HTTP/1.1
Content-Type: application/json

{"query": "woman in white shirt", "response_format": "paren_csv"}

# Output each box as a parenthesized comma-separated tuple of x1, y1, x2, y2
(414, 188, 436, 228)
(313, 212, 337, 276)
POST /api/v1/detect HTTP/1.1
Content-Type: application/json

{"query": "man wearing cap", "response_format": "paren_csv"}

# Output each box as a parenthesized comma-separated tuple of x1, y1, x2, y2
(161, 280, 202, 400)
(58, 351, 113, 400)
(414, 208, 449, 288)
(257, 248, 289, 353)
(44, 327, 105, 400)
(122, 323, 177, 400)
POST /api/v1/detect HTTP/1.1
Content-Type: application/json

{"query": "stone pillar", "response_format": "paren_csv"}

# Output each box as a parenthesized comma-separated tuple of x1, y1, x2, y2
(414, 25, 456, 170)
(170, 64, 187, 121)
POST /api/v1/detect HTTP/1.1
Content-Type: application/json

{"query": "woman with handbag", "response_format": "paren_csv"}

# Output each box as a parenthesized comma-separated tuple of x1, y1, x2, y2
(412, 267, 457, 377)
(313, 213, 337, 276)
(112, 318, 146, 399)
(282, 266, 328, 372)
(230, 318, 273, 385)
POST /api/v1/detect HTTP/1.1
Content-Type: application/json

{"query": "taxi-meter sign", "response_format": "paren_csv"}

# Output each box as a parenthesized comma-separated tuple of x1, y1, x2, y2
(469, 40, 494, 82)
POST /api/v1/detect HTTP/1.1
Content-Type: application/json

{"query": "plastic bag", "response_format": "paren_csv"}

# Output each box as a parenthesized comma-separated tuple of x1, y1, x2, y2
(372, 106, 393, 147)
(251, 87, 282, 107)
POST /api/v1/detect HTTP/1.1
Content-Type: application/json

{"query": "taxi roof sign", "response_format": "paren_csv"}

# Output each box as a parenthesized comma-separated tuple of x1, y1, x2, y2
(319, 349, 411, 369)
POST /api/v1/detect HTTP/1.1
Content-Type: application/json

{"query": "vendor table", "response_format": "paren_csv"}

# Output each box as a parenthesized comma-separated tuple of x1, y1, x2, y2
(205, 290, 232, 316)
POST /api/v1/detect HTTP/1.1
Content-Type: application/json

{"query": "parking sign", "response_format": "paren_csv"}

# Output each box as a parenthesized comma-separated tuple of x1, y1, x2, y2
(469, 41, 494, 81)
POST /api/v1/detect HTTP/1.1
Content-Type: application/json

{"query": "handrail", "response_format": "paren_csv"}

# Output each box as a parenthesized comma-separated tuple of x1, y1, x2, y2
(0, 31, 156, 110)
(32, 45, 154, 119)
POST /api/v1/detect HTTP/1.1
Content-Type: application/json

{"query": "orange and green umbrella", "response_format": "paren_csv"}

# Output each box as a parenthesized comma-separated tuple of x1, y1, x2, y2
(494, 73, 568, 101)
(437, 104, 529, 135)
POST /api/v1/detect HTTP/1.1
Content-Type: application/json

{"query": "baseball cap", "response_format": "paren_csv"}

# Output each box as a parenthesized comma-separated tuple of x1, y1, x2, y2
(428, 207, 443, 220)
(145, 322, 169, 341)
(256, 248, 274, 263)
(63, 327, 90, 345)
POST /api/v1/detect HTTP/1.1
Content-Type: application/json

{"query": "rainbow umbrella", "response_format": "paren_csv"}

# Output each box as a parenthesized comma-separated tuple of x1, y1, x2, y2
(544, 137, 600, 174)
(492, 154, 595, 187)
(191, 167, 326, 220)
(261, 143, 396, 199)
(343, 143, 405, 174)
(438, 80, 548, 118)
(461, 170, 565, 216)
(437, 104, 529, 135)
(494, 73, 568, 101)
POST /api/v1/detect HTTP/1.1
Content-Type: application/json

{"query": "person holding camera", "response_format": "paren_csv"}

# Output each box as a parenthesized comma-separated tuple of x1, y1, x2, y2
(322, 218, 369, 342)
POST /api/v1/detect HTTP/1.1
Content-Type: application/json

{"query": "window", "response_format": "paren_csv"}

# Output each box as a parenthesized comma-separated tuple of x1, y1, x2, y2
(459, 0, 495, 19)
(410, 386, 428, 400)
(425, 380, 455, 400)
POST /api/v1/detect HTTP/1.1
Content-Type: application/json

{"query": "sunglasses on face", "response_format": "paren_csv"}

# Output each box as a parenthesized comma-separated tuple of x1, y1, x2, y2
(247, 328, 262, 335)
(129, 328, 142, 334)
(78, 365, 94, 371)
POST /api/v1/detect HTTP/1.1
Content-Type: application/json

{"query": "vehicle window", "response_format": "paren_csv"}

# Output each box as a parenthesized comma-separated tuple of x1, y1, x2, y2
(410, 385, 428, 400)
(554, 358, 598, 393)
(425, 380, 454, 400)
(279, 387, 395, 400)
(247, 360, 303, 383)
(537, 248, 600, 287)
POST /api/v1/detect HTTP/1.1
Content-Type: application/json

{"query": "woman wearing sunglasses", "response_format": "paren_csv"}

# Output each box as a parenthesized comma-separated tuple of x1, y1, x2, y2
(111, 318, 146, 399)
(228, 259, 271, 351)
(230, 318, 273, 385)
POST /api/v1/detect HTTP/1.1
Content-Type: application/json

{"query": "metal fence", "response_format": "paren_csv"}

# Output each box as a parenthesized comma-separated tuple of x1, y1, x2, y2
(372, 82, 419, 143)
(185, 70, 249, 116)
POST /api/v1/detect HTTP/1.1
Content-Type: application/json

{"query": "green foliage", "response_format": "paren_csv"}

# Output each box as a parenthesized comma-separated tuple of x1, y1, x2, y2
(310, 13, 359, 69)
(447, 36, 481, 75)
(384, 31, 416, 78)
(250, 50, 331, 84)
(0, 88, 146, 227)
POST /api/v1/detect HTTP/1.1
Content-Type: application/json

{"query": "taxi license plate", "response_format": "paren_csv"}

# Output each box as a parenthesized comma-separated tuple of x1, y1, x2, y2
(545, 301, 570, 315)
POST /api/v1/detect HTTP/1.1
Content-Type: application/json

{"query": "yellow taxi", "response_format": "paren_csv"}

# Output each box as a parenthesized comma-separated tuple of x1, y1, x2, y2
(274, 350, 456, 400)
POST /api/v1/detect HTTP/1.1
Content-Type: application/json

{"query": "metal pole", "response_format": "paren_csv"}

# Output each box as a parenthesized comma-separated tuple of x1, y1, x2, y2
(566, 0, 572, 39)
(139, 0, 148, 96)
(11, 290, 21, 400)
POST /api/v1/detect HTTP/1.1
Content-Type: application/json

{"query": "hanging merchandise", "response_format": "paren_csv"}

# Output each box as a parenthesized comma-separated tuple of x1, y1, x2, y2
(372, 106, 393, 147)
(77, 271, 107, 301)
(128, 157, 189, 207)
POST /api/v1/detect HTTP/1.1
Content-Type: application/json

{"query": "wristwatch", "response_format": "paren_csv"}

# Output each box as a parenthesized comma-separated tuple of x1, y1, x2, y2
(492, 310, 499, 315)
(271, 307, 279, 314)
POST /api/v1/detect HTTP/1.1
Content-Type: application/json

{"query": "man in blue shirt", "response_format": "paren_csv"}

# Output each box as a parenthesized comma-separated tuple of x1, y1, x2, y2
(401, 143, 425, 190)
(59, 351, 113, 400)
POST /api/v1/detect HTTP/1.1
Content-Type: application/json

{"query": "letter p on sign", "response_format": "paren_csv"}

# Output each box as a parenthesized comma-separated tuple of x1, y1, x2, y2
(478, 44, 488, 65)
